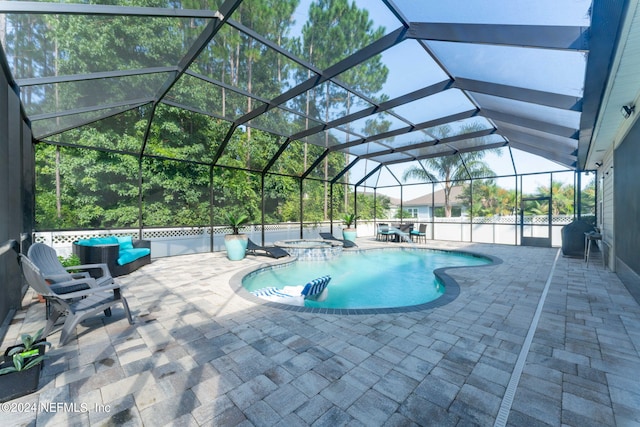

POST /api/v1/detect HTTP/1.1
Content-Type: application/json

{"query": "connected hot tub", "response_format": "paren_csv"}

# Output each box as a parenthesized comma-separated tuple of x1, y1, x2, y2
(274, 239, 343, 261)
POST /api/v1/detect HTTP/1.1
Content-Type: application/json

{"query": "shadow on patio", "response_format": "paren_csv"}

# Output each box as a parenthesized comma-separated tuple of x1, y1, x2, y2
(2, 240, 639, 426)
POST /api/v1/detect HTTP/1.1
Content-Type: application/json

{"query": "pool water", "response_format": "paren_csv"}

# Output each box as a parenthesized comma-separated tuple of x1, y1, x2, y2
(243, 248, 490, 309)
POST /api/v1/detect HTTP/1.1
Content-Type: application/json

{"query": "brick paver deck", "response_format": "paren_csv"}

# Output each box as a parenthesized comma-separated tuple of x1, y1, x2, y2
(3, 240, 639, 426)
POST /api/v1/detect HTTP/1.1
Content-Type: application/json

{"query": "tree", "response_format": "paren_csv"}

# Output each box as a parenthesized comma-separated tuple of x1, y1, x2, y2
(297, 0, 389, 218)
(460, 180, 517, 217)
(402, 125, 496, 217)
(28, 0, 390, 231)
(580, 177, 596, 217)
(528, 181, 575, 216)
(354, 191, 389, 220)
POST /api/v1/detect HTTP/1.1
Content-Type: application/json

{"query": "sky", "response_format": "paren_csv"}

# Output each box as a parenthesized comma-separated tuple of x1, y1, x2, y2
(288, 0, 587, 199)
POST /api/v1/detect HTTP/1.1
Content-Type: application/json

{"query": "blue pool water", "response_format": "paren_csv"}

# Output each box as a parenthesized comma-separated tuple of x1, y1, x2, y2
(243, 248, 490, 309)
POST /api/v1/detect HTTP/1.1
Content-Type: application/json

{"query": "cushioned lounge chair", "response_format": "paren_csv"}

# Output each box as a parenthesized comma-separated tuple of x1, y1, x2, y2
(19, 254, 133, 346)
(246, 238, 290, 259)
(28, 243, 115, 318)
(251, 275, 331, 305)
(319, 232, 357, 248)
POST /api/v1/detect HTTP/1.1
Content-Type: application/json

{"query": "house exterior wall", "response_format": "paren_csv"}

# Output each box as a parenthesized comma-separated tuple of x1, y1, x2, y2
(613, 119, 640, 303)
(417, 206, 431, 219)
(599, 149, 615, 269)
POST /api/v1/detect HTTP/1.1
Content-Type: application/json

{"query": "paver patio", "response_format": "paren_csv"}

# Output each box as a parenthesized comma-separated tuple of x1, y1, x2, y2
(2, 240, 639, 426)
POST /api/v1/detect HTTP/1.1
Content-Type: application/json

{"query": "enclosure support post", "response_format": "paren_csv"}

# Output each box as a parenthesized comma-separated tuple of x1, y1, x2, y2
(138, 159, 143, 240)
(400, 186, 403, 225)
(515, 175, 519, 246)
(261, 173, 265, 245)
(354, 185, 358, 229)
(299, 178, 304, 239)
(470, 178, 474, 243)
(576, 171, 582, 219)
(209, 165, 214, 253)
(374, 188, 377, 229)
(330, 184, 334, 234)
(431, 182, 435, 240)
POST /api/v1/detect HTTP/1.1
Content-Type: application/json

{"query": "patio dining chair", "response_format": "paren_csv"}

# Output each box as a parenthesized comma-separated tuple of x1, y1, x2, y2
(19, 254, 133, 346)
(410, 224, 427, 244)
(376, 224, 391, 241)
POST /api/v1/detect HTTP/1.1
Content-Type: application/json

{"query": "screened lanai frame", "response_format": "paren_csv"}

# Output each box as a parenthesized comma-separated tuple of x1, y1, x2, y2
(0, 0, 619, 247)
(352, 164, 597, 246)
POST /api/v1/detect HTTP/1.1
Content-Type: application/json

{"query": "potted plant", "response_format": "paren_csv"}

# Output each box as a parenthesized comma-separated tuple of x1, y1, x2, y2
(341, 213, 359, 242)
(0, 330, 50, 402)
(4, 328, 51, 363)
(224, 213, 249, 261)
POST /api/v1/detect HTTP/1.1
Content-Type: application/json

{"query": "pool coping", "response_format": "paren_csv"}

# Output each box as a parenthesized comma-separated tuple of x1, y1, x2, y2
(229, 246, 503, 315)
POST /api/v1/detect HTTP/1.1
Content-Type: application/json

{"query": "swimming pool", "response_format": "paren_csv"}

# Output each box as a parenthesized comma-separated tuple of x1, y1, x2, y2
(242, 248, 492, 310)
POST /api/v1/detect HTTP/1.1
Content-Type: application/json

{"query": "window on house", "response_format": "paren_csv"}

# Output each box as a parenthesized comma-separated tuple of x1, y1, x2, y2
(434, 207, 462, 217)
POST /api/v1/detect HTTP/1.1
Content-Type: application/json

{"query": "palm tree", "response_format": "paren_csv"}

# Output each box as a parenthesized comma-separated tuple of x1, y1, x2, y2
(402, 125, 496, 217)
(532, 182, 575, 215)
(462, 180, 516, 217)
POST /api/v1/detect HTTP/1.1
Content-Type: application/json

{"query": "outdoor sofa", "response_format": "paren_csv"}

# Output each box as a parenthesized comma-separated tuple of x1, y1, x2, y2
(73, 236, 151, 277)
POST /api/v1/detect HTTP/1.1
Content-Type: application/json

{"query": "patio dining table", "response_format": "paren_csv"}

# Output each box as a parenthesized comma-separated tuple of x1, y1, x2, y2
(387, 224, 413, 243)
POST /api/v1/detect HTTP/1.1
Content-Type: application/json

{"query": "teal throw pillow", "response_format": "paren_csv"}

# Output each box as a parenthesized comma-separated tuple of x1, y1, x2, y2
(88, 236, 119, 246)
(117, 236, 134, 250)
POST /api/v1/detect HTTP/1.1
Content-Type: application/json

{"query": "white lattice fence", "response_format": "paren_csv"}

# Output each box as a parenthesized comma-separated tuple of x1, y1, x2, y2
(33, 223, 336, 258)
(430, 215, 573, 224)
(142, 228, 208, 239)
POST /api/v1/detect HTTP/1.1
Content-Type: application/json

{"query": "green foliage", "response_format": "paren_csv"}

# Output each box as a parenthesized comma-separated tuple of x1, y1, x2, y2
(527, 182, 576, 216)
(27, 0, 389, 230)
(403, 128, 496, 217)
(580, 178, 597, 215)
(226, 214, 249, 235)
(394, 209, 414, 219)
(460, 180, 517, 217)
(341, 213, 359, 228)
(354, 192, 389, 220)
(7, 328, 51, 356)
(434, 206, 462, 218)
(0, 353, 46, 375)
(57, 254, 81, 268)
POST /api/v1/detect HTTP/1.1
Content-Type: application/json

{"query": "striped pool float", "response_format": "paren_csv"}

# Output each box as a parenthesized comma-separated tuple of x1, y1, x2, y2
(300, 275, 331, 297)
(251, 275, 331, 302)
(251, 287, 293, 298)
